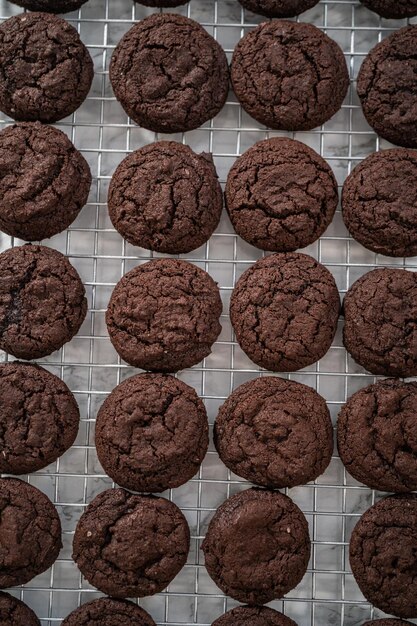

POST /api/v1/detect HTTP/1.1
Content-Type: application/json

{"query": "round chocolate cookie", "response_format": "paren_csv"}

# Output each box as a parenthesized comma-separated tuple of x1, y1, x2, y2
(0, 13, 93, 123)
(214, 376, 333, 489)
(0, 244, 87, 360)
(61, 598, 156, 626)
(231, 21, 349, 131)
(225, 138, 338, 252)
(0, 477, 62, 588)
(0, 362, 79, 475)
(136, 0, 187, 5)
(0, 122, 91, 242)
(109, 13, 229, 134)
(0, 592, 40, 626)
(350, 494, 417, 618)
(95, 373, 209, 493)
(238, 0, 319, 17)
(230, 253, 340, 372)
(343, 268, 417, 377)
(106, 258, 222, 372)
(357, 26, 417, 148)
(73, 488, 190, 597)
(363, 621, 415, 626)
(212, 606, 297, 626)
(108, 142, 222, 254)
(338, 379, 417, 493)
(359, 0, 417, 18)
(342, 148, 417, 257)
(9, 0, 88, 12)
(202, 488, 310, 604)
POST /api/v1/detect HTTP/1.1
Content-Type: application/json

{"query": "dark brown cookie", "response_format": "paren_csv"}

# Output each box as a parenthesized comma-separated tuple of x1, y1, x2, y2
(212, 606, 297, 626)
(225, 138, 338, 252)
(342, 148, 417, 257)
(230, 253, 340, 372)
(0, 244, 87, 360)
(338, 379, 417, 493)
(0, 477, 62, 588)
(238, 0, 319, 17)
(109, 13, 229, 134)
(0, 592, 40, 626)
(202, 488, 310, 604)
(350, 494, 417, 618)
(231, 21, 349, 131)
(214, 377, 333, 489)
(359, 0, 417, 18)
(136, 0, 187, 5)
(108, 142, 222, 254)
(357, 27, 417, 148)
(72, 488, 190, 598)
(61, 598, 156, 626)
(95, 373, 209, 493)
(363, 621, 415, 626)
(0, 13, 93, 123)
(9, 0, 88, 12)
(0, 362, 79, 475)
(0, 122, 91, 242)
(106, 258, 222, 372)
(343, 268, 417, 377)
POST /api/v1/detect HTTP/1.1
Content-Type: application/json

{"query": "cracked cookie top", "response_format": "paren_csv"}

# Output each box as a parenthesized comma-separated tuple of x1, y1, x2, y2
(108, 141, 222, 254)
(0, 244, 87, 360)
(231, 20, 349, 131)
(109, 13, 229, 134)
(238, 0, 319, 17)
(72, 488, 190, 598)
(230, 253, 340, 372)
(359, 0, 417, 18)
(95, 373, 209, 493)
(61, 598, 156, 626)
(0, 13, 93, 123)
(225, 137, 338, 252)
(0, 591, 40, 626)
(9, 0, 88, 12)
(213, 605, 297, 626)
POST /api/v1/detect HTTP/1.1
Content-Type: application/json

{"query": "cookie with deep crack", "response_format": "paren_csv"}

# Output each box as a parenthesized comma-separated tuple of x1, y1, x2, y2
(202, 488, 310, 604)
(0, 12, 93, 123)
(214, 376, 333, 489)
(359, 0, 417, 18)
(238, 0, 319, 17)
(106, 258, 222, 372)
(230, 253, 340, 372)
(72, 488, 190, 597)
(212, 606, 297, 626)
(0, 477, 62, 588)
(61, 598, 156, 626)
(0, 591, 40, 626)
(0, 122, 91, 241)
(225, 138, 338, 252)
(109, 13, 229, 133)
(231, 20, 349, 131)
(108, 142, 222, 254)
(357, 26, 417, 148)
(95, 373, 209, 493)
(0, 244, 87, 360)
(9, 0, 88, 12)
(350, 494, 417, 618)
(343, 268, 417, 377)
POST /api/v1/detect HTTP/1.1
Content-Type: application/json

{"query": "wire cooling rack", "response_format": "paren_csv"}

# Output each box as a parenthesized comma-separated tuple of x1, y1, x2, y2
(0, 0, 417, 624)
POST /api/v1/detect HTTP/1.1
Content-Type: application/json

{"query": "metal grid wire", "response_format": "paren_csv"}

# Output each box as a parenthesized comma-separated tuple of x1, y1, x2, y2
(0, 0, 416, 624)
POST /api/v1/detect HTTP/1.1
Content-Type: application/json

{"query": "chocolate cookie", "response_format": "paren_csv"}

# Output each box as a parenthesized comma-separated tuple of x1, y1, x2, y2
(225, 138, 338, 252)
(363, 621, 415, 626)
(230, 253, 340, 372)
(109, 13, 229, 134)
(342, 148, 417, 257)
(0, 592, 40, 626)
(338, 379, 417, 493)
(0, 122, 91, 242)
(343, 268, 417, 377)
(95, 373, 209, 493)
(0, 244, 87, 360)
(108, 142, 222, 254)
(9, 0, 88, 12)
(106, 258, 222, 372)
(202, 488, 310, 604)
(0, 13, 93, 123)
(0, 362, 79, 475)
(136, 0, 187, 5)
(231, 21, 349, 131)
(0, 477, 62, 588)
(73, 488, 190, 597)
(350, 494, 417, 618)
(359, 0, 417, 18)
(61, 598, 156, 626)
(214, 377, 333, 489)
(238, 0, 319, 17)
(212, 606, 297, 626)
(357, 27, 417, 148)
